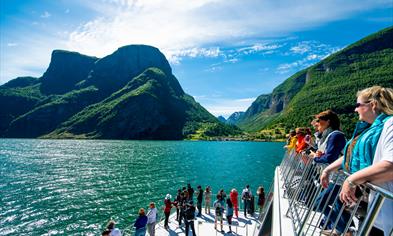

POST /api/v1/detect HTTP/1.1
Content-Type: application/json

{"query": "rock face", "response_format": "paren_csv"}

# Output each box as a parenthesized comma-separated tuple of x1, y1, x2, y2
(226, 112, 244, 125)
(1, 45, 231, 139)
(80, 45, 174, 96)
(40, 50, 98, 94)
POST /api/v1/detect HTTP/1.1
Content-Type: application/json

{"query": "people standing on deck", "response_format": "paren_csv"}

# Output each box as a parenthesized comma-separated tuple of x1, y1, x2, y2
(304, 127, 316, 152)
(134, 208, 148, 236)
(196, 185, 203, 217)
(213, 194, 224, 232)
(184, 199, 197, 236)
(105, 220, 122, 236)
(174, 189, 182, 222)
(309, 110, 346, 164)
(311, 119, 322, 148)
(319, 86, 393, 236)
(230, 188, 239, 218)
(146, 202, 157, 236)
(187, 184, 194, 200)
(219, 189, 227, 201)
(204, 186, 212, 214)
(242, 185, 252, 217)
(308, 110, 346, 223)
(257, 186, 266, 212)
(295, 128, 308, 153)
(163, 194, 173, 230)
(284, 130, 297, 152)
(178, 191, 187, 227)
(226, 198, 234, 233)
(340, 100, 393, 236)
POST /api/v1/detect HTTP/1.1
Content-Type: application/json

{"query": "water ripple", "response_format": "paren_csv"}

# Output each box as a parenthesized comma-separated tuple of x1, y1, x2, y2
(0, 139, 284, 235)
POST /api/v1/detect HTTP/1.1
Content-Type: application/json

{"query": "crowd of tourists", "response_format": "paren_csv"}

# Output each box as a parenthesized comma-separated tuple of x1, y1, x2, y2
(102, 184, 265, 236)
(284, 86, 393, 236)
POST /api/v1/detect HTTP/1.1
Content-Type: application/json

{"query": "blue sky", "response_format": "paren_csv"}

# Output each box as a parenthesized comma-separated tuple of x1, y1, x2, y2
(1, 0, 392, 117)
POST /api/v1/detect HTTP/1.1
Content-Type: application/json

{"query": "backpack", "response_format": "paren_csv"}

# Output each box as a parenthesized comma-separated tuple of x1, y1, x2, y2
(243, 190, 251, 200)
(214, 202, 222, 215)
(185, 206, 195, 220)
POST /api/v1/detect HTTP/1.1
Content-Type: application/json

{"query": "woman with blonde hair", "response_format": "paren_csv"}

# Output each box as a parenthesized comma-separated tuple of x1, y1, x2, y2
(320, 86, 393, 235)
(134, 208, 148, 236)
(146, 202, 157, 236)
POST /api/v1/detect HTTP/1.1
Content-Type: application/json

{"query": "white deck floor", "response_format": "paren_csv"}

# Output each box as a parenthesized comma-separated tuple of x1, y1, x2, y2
(155, 208, 260, 236)
(274, 167, 324, 236)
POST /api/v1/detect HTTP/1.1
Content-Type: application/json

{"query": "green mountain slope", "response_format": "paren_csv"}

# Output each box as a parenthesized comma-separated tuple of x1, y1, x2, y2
(1, 45, 237, 139)
(238, 26, 393, 135)
(45, 68, 224, 139)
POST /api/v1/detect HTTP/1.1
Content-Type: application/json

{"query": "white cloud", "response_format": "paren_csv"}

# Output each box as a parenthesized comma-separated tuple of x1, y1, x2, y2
(277, 40, 341, 74)
(66, 0, 390, 62)
(1, 0, 390, 84)
(7, 43, 18, 47)
(174, 47, 221, 60)
(204, 66, 223, 73)
(290, 43, 310, 54)
(226, 58, 239, 63)
(238, 43, 283, 54)
(195, 96, 256, 117)
(306, 54, 318, 60)
(40, 11, 51, 18)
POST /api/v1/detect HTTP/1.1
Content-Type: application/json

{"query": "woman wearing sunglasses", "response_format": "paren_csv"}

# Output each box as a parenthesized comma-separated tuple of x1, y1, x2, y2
(320, 86, 393, 236)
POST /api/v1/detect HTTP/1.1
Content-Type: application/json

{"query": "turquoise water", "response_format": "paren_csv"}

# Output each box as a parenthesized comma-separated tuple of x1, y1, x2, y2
(0, 139, 285, 235)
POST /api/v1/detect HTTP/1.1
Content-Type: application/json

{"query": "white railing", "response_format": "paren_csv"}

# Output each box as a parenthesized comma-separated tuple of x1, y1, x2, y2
(277, 150, 393, 236)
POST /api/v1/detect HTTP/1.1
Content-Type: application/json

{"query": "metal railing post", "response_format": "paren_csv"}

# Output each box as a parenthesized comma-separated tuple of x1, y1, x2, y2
(357, 192, 385, 236)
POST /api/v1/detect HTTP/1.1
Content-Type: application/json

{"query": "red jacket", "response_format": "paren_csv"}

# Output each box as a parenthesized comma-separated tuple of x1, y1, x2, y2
(296, 135, 307, 153)
(164, 199, 172, 213)
(230, 191, 238, 205)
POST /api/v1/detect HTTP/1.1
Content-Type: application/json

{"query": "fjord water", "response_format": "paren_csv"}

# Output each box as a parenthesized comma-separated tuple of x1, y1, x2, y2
(0, 139, 284, 235)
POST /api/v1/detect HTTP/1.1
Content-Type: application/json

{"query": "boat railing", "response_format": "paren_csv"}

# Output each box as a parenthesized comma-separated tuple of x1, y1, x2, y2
(278, 150, 393, 236)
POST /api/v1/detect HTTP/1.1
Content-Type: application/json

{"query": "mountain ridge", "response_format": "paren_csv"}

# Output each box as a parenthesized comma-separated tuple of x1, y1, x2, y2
(230, 26, 393, 136)
(1, 45, 239, 139)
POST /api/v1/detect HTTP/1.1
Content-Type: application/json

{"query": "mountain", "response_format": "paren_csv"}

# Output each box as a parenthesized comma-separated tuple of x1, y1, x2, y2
(237, 26, 393, 135)
(1, 45, 238, 139)
(217, 116, 226, 123)
(226, 112, 245, 125)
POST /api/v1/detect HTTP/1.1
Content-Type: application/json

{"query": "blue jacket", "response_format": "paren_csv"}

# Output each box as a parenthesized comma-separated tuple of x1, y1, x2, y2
(134, 215, 148, 230)
(342, 114, 391, 173)
(313, 131, 346, 164)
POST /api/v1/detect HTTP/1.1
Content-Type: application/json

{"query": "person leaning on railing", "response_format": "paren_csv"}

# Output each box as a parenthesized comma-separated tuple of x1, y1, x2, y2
(284, 130, 297, 151)
(307, 110, 346, 220)
(339, 87, 393, 236)
(320, 86, 393, 236)
(295, 128, 308, 153)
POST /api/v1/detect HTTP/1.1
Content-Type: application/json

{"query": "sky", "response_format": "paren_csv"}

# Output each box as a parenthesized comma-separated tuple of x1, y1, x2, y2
(1, 0, 392, 118)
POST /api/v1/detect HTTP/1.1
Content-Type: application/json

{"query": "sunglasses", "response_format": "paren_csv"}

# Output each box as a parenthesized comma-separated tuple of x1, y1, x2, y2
(355, 101, 370, 108)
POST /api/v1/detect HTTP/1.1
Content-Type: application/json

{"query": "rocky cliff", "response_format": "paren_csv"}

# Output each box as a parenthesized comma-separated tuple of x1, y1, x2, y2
(1, 45, 237, 139)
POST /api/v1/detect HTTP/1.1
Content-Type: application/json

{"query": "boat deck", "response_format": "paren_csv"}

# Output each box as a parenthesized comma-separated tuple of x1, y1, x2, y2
(155, 208, 260, 235)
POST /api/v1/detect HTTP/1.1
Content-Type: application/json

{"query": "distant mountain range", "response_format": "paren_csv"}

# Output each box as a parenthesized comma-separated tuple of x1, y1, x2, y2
(228, 26, 393, 136)
(0, 45, 239, 139)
